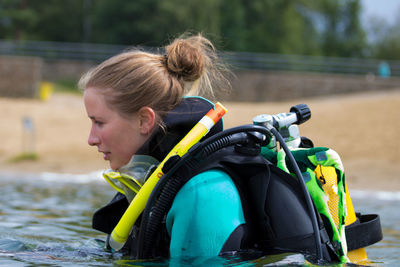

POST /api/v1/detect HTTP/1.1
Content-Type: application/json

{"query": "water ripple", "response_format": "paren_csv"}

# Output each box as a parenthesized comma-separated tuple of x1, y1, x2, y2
(0, 173, 397, 266)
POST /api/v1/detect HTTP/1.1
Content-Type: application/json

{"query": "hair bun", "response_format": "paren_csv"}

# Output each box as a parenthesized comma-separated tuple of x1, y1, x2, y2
(165, 37, 207, 81)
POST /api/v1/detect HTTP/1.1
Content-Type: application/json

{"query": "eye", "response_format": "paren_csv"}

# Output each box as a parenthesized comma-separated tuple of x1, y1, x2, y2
(95, 120, 104, 127)
(91, 118, 104, 127)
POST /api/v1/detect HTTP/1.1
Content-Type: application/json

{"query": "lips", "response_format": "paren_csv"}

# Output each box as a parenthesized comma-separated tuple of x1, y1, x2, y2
(99, 150, 111, 160)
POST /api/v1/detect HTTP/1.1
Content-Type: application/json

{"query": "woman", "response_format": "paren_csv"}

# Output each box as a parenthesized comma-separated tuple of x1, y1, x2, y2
(80, 34, 249, 259)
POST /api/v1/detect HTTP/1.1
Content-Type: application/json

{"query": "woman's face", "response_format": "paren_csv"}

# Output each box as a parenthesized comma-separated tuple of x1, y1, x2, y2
(83, 88, 150, 170)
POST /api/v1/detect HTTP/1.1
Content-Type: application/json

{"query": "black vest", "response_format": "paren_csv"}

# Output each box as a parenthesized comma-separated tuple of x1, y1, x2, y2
(93, 144, 324, 256)
(137, 144, 339, 260)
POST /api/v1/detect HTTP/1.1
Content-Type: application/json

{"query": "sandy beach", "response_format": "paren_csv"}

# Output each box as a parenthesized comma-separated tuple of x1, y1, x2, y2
(1, 90, 399, 191)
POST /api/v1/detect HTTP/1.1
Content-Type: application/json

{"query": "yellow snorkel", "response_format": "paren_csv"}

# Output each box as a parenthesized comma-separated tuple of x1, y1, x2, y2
(107, 102, 227, 251)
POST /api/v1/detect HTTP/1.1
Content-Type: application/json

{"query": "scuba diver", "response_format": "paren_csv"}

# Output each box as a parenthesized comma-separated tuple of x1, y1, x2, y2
(80, 33, 382, 264)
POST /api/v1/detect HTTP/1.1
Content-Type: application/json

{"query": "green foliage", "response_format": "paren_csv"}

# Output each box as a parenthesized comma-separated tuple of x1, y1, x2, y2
(9, 153, 39, 163)
(316, 0, 366, 57)
(90, 0, 161, 45)
(368, 17, 400, 60)
(53, 79, 81, 95)
(29, 0, 85, 42)
(0, 0, 37, 39)
(0, 0, 383, 59)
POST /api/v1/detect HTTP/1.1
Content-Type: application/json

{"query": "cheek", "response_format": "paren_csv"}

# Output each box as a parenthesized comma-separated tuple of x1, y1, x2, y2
(117, 130, 148, 160)
(107, 128, 138, 155)
(95, 126, 114, 148)
(119, 131, 143, 154)
(102, 129, 117, 147)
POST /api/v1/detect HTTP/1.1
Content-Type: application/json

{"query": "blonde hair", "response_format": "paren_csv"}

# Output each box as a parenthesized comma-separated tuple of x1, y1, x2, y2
(79, 33, 230, 118)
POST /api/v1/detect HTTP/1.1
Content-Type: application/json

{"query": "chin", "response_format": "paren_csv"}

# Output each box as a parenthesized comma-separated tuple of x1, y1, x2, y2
(109, 162, 118, 171)
(110, 157, 132, 171)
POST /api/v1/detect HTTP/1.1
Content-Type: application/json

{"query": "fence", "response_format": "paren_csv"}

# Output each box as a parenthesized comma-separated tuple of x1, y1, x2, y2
(1, 39, 400, 77)
(0, 56, 42, 98)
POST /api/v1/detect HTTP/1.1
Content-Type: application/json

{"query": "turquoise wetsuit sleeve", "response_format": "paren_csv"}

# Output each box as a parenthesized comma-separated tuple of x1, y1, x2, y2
(166, 169, 245, 258)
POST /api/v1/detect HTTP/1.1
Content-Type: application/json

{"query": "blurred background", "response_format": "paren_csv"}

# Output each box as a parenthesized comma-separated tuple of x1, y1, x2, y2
(0, 1, 399, 265)
(0, 0, 399, 184)
(1, 0, 400, 99)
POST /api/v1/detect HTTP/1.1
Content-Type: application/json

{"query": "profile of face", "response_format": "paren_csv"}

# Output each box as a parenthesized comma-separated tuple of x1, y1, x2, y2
(83, 88, 155, 170)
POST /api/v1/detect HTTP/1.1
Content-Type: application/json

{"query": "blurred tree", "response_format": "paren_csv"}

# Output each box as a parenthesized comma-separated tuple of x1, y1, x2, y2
(157, 0, 223, 45)
(90, 0, 164, 46)
(366, 12, 400, 60)
(0, 0, 370, 59)
(373, 25, 400, 60)
(317, 0, 366, 57)
(90, 0, 224, 47)
(29, 0, 84, 42)
(238, 0, 320, 55)
(341, 0, 366, 56)
(0, 0, 37, 40)
(0, 0, 84, 42)
(218, 0, 246, 51)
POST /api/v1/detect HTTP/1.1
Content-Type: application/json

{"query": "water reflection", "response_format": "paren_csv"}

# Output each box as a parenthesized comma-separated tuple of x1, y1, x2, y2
(0, 173, 397, 266)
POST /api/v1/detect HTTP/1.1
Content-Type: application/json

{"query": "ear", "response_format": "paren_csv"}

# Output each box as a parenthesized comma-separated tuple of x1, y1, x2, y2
(137, 107, 156, 135)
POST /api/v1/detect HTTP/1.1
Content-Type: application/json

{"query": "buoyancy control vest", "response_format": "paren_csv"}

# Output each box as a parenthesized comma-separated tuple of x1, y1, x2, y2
(137, 144, 337, 261)
(135, 128, 382, 263)
(92, 99, 382, 263)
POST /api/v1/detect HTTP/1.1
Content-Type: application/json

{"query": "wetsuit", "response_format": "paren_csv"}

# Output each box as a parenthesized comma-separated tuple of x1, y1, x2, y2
(167, 169, 245, 258)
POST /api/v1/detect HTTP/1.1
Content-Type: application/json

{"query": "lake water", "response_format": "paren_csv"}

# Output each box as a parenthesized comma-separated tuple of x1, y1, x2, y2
(0, 172, 398, 266)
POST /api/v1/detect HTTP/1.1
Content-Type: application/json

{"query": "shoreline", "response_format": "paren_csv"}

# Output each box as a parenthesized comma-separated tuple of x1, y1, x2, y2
(1, 167, 400, 196)
(1, 90, 399, 191)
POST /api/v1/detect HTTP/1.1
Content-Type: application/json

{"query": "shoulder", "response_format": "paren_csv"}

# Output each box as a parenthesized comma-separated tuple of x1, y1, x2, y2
(178, 169, 239, 200)
(166, 168, 245, 235)
(166, 170, 246, 258)
(167, 169, 244, 221)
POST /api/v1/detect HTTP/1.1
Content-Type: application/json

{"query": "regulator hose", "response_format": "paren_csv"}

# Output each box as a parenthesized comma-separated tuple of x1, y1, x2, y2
(270, 127, 323, 260)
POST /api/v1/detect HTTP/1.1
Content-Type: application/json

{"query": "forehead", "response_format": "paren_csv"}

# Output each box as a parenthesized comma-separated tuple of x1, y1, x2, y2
(84, 87, 135, 123)
(84, 88, 111, 116)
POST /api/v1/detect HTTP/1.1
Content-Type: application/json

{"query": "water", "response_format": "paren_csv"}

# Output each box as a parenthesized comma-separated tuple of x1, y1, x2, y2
(0, 172, 398, 266)
(349, 190, 400, 266)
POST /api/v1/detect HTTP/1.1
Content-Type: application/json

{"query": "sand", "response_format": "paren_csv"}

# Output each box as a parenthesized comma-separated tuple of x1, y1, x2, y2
(1, 90, 399, 191)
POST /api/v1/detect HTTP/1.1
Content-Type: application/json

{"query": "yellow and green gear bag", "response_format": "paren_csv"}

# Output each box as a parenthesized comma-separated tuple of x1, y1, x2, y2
(262, 147, 349, 263)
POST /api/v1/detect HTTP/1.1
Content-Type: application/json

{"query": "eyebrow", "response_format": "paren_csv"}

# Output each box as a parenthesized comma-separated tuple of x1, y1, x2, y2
(88, 113, 107, 121)
(89, 115, 101, 121)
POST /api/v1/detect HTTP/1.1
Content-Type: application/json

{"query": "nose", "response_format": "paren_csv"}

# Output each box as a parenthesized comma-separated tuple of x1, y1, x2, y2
(88, 126, 100, 146)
